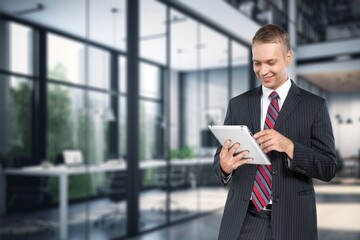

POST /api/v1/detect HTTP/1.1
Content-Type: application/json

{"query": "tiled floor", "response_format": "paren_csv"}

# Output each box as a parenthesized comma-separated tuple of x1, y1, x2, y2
(1, 182, 359, 240)
(126, 183, 360, 240)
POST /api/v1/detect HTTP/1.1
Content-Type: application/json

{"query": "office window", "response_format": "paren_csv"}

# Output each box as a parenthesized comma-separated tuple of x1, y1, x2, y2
(46, 84, 86, 162)
(119, 55, 127, 93)
(88, 46, 110, 89)
(140, 62, 161, 99)
(119, 96, 127, 158)
(231, 41, 250, 97)
(139, 62, 163, 160)
(118, 55, 128, 159)
(140, 0, 166, 65)
(0, 75, 32, 160)
(47, 34, 85, 84)
(8, 22, 33, 75)
(87, 91, 112, 164)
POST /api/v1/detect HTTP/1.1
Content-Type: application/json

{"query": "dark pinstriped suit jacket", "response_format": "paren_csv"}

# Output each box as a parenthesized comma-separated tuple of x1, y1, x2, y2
(213, 81, 337, 240)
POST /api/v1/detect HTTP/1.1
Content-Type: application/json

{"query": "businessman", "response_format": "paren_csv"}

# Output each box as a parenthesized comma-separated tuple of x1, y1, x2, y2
(213, 24, 337, 240)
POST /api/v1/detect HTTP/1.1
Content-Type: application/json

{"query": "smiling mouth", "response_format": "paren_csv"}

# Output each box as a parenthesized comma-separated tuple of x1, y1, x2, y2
(262, 76, 273, 82)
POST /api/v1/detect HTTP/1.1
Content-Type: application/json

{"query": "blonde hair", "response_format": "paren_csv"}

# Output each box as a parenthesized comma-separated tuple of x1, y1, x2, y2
(252, 24, 290, 52)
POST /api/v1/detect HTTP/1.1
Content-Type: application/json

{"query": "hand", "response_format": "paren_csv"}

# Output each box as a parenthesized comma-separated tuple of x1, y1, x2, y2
(219, 140, 253, 175)
(253, 129, 294, 159)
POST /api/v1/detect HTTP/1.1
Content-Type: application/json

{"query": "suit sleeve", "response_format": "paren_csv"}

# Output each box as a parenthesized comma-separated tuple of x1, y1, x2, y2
(213, 100, 233, 185)
(289, 100, 337, 182)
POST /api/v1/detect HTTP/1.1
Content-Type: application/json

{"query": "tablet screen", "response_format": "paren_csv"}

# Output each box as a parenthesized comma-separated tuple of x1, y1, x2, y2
(208, 125, 271, 165)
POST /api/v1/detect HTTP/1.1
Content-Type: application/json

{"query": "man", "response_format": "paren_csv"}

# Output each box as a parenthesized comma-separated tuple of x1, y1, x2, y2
(213, 24, 337, 240)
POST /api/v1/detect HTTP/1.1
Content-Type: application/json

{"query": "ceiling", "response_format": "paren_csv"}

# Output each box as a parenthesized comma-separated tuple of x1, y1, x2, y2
(0, 0, 359, 92)
(299, 70, 360, 93)
(0, 0, 249, 71)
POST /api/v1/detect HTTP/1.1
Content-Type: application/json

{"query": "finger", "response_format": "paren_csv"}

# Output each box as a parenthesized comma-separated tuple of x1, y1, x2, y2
(222, 139, 231, 151)
(220, 140, 231, 158)
(227, 142, 240, 157)
(256, 135, 272, 147)
(232, 150, 250, 161)
(253, 130, 268, 139)
(234, 158, 253, 168)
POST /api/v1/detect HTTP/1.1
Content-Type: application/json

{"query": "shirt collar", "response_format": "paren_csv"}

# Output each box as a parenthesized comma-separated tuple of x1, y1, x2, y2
(262, 75, 291, 100)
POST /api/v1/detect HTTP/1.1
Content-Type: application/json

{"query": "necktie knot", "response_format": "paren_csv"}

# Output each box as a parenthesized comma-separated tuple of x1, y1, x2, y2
(269, 91, 279, 100)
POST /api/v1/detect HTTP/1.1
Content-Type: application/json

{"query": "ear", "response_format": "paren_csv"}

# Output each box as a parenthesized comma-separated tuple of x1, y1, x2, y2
(285, 50, 292, 65)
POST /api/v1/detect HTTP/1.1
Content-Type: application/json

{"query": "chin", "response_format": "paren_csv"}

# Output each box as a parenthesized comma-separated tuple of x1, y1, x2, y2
(262, 82, 275, 89)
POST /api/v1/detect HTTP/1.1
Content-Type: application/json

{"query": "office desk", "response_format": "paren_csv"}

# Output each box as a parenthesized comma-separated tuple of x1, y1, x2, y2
(4, 160, 167, 240)
(3, 158, 212, 240)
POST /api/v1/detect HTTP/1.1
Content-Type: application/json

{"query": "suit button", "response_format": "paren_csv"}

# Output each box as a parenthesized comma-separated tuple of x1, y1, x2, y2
(272, 170, 278, 175)
(273, 197, 279, 202)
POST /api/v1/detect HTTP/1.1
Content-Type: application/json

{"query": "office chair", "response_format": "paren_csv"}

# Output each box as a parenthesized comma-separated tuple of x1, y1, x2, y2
(3, 155, 55, 237)
(94, 171, 127, 229)
(152, 165, 189, 214)
(6, 155, 53, 213)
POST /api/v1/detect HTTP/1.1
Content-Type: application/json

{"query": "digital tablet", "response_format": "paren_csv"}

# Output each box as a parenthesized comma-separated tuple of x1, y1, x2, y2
(208, 125, 271, 165)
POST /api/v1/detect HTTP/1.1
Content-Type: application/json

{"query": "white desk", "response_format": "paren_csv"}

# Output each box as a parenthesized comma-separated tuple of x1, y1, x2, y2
(3, 160, 167, 240)
(3, 158, 213, 240)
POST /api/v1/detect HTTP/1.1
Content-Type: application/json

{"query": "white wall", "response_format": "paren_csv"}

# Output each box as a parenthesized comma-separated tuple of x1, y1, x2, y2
(328, 93, 360, 158)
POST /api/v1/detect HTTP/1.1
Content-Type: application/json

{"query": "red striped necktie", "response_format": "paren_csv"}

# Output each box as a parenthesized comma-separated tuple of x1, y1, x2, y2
(251, 91, 279, 211)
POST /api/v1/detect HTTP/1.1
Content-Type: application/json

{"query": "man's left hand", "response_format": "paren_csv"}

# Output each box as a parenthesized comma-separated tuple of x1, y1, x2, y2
(253, 129, 294, 159)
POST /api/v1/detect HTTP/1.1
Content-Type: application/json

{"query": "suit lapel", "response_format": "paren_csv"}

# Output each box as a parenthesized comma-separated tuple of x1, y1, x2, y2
(249, 86, 262, 133)
(275, 81, 301, 129)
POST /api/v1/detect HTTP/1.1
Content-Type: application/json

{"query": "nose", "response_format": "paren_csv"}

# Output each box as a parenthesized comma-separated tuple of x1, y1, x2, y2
(259, 65, 268, 76)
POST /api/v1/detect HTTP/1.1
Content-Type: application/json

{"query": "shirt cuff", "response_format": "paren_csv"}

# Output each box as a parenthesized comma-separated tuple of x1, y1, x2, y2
(287, 157, 292, 168)
(221, 171, 233, 184)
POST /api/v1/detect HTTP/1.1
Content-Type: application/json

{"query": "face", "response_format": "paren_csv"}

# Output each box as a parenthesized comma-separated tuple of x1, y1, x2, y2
(252, 42, 292, 90)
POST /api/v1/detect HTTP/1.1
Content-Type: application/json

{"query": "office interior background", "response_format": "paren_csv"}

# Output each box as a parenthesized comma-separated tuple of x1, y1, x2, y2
(0, 0, 359, 239)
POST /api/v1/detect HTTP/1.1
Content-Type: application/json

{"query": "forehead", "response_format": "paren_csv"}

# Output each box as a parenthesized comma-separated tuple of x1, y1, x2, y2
(252, 42, 285, 61)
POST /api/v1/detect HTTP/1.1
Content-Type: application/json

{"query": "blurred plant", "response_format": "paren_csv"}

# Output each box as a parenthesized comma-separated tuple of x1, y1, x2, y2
(170, 146, 196, 159)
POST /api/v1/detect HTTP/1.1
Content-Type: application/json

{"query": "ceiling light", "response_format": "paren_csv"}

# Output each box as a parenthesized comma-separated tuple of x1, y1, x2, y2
(14, 3, 44, 15)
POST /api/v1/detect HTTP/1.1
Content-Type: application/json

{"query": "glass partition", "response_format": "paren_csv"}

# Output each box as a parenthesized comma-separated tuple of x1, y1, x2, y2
(231, 41, 250, 97)
(0, 0, 252, 238)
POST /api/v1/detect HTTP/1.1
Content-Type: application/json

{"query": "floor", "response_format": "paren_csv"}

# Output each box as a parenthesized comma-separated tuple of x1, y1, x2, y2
(126, 181, 360, 240)
(1, 181, 359, 240)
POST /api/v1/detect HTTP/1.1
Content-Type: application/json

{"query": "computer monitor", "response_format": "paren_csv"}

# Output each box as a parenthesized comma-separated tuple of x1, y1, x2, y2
(62, 150, 83, 166)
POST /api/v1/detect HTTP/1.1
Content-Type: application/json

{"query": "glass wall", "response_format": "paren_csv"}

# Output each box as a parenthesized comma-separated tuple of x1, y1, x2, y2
(0, 0, 251, 239)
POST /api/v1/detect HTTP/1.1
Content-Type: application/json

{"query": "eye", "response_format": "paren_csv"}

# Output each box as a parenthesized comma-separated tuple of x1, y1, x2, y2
(253, 62, 261, 66)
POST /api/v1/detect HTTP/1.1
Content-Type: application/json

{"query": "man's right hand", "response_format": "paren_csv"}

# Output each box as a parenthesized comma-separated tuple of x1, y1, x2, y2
(220, 140, 253, 175)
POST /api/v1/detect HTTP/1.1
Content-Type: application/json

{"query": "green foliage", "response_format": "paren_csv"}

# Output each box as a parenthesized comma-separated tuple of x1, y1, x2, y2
(47, 84, 72, 162)
(170, 146, 196, 159)
(7, 80, 32, 159)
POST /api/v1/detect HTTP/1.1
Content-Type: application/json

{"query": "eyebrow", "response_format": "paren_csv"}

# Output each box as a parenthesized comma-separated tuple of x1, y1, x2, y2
(252, 58, 278, 63)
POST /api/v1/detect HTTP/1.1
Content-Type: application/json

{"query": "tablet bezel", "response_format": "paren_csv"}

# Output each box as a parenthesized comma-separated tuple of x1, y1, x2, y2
(208, 125, 271, 165)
